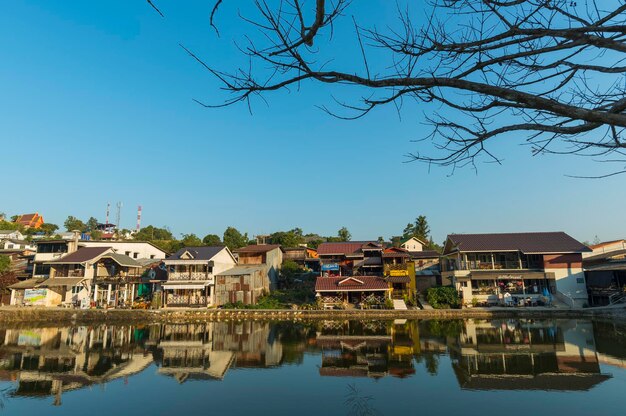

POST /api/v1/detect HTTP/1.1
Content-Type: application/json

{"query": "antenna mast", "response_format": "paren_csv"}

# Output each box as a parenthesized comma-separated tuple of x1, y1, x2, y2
(136, 205, 142, 232)
(115, 202, 122, 239)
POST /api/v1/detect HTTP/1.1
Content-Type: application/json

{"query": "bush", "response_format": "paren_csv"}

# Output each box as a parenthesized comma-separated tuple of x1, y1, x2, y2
(426, 286, 461, 309)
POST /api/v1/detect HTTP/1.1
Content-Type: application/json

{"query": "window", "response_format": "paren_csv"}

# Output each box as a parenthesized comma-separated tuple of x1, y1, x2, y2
(71, 286, 82, 295)
(133, 253, 138, 259)
(125, 251, 131, 256)
(150, 254, 155, 259)
(577, 277, 585, 284)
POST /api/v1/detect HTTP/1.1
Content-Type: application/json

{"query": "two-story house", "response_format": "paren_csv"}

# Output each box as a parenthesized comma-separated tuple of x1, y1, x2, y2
(441, 232, 591, 307)
(317, 242, 384, 276)
(10, 246, 143, 307)
(162, 246, 236, 307)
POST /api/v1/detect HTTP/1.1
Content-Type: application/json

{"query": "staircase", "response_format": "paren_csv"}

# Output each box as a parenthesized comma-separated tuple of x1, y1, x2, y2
(609, 292, 626, 305)
(393, 299, 408, 310)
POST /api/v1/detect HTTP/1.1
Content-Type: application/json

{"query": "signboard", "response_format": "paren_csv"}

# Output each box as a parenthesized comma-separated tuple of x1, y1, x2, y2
(321, 263, 340, 271)
(497, 275, 523, 280)
(23, 289, 47, 306)
(18, 331, 42, 346)
(389, 269, 409, 277)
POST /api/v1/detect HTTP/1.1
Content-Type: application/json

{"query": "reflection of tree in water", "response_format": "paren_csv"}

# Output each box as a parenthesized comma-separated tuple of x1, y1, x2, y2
(344, 384, 381, 416)
(424, 354, 439, 376)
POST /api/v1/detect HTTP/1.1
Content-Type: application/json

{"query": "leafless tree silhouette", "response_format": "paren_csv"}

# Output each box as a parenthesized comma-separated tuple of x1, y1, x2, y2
(158, 0, 626, 177)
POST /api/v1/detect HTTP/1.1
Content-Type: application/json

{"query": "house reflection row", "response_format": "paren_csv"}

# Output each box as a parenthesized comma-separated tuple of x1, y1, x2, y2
(1, 319, 625, 405)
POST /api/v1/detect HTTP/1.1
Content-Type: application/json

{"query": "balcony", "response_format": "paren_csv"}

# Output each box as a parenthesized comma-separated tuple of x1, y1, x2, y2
(168, 271, 213, 282)
(53, 268, 85, 278)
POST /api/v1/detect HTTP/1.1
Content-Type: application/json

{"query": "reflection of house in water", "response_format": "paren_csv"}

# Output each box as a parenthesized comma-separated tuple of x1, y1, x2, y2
(154, 321, 284, 383)
(213, 321, 283, 369)
(0, 326, 153, 405)
(450, 319, 611, 390)
(155, 323, 235, 383)
(316, 320, 420, 379)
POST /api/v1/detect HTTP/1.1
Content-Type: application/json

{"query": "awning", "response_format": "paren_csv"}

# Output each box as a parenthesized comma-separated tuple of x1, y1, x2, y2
(162, 282, 209, 290)
(37, 277, 85, 288)
(386, 276, 411, 283)
(8, 278, 45, 290)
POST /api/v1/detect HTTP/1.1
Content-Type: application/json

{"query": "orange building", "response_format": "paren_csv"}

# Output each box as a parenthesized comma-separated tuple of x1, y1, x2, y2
(13, 213, 44, 229)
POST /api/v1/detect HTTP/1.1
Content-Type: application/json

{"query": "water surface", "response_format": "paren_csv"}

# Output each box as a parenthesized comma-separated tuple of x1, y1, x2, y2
(0, 318, 624, 415)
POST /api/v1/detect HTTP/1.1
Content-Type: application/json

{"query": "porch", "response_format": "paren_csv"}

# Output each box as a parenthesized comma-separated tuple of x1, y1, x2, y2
(163, 284, 213, 308)
(318, 291, 388, 309)
(459, 275, 556, 307)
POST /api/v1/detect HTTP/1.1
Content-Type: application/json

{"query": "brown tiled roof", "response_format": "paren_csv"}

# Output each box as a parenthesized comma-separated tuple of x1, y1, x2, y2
(446, 232, 590, 254)
(234, 244, 282, 254)
(49, 246, 111, 263)
(317, 242, 380, 255)
(383, 248, 410, 258)
(315, 276, 389, 292)
(386, 275, 411, 283)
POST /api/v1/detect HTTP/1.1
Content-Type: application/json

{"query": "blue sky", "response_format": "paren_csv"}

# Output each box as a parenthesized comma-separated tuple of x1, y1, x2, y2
(1, 0, 624, 244)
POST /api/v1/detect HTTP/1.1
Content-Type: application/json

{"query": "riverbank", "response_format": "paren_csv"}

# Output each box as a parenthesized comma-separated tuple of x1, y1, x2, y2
(0, 305, 625, 325)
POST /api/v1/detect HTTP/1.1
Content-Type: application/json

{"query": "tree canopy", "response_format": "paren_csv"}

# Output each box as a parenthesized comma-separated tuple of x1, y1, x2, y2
(134, 225, 174, 241)
(64, 216, 87, 232)
(202, 234, 222, 246)
(337, 227, 351, 241)
(223, 226, 248, 250)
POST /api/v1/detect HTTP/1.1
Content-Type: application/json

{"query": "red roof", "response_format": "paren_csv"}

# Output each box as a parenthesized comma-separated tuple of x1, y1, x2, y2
(317, 241, 381, 255)
(315, 276, 389, 292)
(445, 232, 590, 254)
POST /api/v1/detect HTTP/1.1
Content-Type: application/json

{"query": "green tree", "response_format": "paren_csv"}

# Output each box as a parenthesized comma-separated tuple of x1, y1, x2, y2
(202, 234, 222, 246)
(402, 223, 416, 239)
(90, 230, 103, 240)
(134, 225, 174, 241)
(414, 215, 430, 241)
(64, 216, 87, 232)
(0, 255, 10, 274)
(0, 221, 23, 231)
(38, 223, 59, 236)
(181, 233, 203, 246)
(270, 229, 304, 247)
(223, 227, 248, 250)
(86, 217, 99, 232)
(377, 236, 385, 244)
(337, 227, 351, 241)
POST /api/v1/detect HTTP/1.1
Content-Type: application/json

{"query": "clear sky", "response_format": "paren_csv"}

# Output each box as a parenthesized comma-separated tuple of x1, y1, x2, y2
(1, 0, 624, 244)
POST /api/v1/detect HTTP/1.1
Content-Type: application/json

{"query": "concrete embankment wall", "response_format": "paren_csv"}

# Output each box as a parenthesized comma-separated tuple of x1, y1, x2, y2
(0, 306, 624, 326)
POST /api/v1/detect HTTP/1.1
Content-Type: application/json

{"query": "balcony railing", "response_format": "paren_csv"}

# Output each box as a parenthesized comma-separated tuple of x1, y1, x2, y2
(456, 261, 541, 271)
(168, 271, 212, 281)
(54, 269, 85, 277)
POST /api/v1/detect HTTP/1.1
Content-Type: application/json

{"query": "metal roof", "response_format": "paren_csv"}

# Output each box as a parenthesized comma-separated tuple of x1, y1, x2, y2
(166, 246, 225, 261)
(217, 265, 266, 276)
(445, 232, 590, 254)
(48, 247, 111, 264)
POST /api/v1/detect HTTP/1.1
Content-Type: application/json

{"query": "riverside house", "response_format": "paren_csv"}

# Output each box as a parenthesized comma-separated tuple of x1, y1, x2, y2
(9, 246, 144, 307)
(583, 239, 626, 306)
(315, 276, 390, 309)
(162, 246, 236, 307)
(317, 241, 384, 276)
(441, 232, 591, 307)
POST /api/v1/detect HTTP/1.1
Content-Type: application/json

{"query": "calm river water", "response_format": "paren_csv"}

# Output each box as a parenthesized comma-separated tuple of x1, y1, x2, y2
(0, 318, 624, 415)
